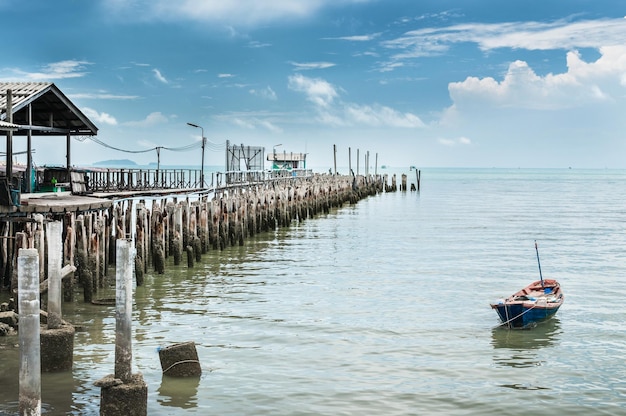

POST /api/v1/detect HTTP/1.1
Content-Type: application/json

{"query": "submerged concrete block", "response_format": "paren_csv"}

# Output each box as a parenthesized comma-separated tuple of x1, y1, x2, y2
(40, 324, 75, 372)
(158, 341, 202, 377)
(98, 373, 147, 416)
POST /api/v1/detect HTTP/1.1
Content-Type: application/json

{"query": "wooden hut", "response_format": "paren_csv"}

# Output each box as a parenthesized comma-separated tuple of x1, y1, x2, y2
(0, 82, 98, 197)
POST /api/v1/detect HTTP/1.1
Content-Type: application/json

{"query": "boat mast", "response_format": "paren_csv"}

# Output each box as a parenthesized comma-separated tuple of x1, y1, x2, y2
(535, 240, 544, 287)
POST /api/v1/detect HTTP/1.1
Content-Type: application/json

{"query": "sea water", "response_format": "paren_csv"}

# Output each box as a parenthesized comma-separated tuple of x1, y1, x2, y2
(1, 167, 625, 415)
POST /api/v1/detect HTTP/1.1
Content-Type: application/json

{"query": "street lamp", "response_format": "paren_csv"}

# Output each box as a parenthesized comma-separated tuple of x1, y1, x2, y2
(187, 122, 206, 187)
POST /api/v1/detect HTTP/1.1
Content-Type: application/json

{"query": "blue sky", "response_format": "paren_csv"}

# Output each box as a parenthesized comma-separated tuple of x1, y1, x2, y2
(2, 0, 626, 169)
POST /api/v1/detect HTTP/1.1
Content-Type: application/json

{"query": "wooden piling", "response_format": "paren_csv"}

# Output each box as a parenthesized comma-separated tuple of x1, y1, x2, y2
(151, 203, 165, 275)
(0, 170, 399, 307)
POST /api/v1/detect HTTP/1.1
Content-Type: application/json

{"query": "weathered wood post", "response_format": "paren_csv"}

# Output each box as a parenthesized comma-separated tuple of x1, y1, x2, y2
(416, 169, 421, 192)
(199, 202, 208, 254)
(186, 246, 194, 268)
(75, 216, 92, 303)
(33, 214, 45, 282)
(18, 248, 41, 416)
(171, 203, 182, 265)
(210, 199, 219, 250)
(151, 204, 165, 274)
(97, 238, 147, 416)
(63, 212, 76, 302)
(134, 203, 145, 287)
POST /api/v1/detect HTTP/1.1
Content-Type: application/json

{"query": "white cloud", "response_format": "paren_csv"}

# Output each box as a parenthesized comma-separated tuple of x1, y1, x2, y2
(324, 33, 381, 41)
(438, 136, 471, 146)
(288, 74, 424, 128)
(0, 60, 91, 81)
(137, 139, 158, 149)
(290, 61, 336, 71)
(448, 45, 626, 111)
(288, 74, 338, 107)
(248, 41, 271, 48)
(214, 110, 285, 133)
(218, 73, 235, 78)
(381, 18, 626, 66)
(249, 86, 277, 100)
(344, 103, 424, 128)
(153, 68, 168, 84)
(123, 112, 169, 127)
(233, 117, 282, 133)
(82, 107, 118, 125)
(69, 92, 139, 100)
(102, 0, 372, 27)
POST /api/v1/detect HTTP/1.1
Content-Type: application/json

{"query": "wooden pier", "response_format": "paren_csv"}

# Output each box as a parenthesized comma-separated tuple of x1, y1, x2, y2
(0, 170, 390, 302)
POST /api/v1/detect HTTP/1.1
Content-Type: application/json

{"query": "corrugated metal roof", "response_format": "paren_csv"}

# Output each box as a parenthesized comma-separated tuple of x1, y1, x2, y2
(0, 120, 20, 130)
(0, 82, 98, 136)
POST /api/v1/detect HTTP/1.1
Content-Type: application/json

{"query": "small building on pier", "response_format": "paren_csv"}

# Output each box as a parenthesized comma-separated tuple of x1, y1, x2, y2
(267, 151, 307, 170)
(0, 82, 99, 199)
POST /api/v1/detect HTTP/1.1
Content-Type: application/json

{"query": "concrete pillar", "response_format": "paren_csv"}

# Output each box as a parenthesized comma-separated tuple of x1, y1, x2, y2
(18, 248, 41, 416)
(41, 221, 75, 373)
(97, 238, 147, 416)
(46, 221, 63, 329)
(115, 238, 133, 383)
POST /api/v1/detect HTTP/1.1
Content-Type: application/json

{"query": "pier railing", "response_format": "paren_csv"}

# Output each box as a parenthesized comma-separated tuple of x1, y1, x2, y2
(84, 168, 314, 193)
(86, 168, 204, 192)
(223, 168, 312, 186)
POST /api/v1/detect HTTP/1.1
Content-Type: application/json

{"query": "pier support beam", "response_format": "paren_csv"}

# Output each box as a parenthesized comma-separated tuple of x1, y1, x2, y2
(18, 248, 41, 416)
(97, 239, 147, 416)
(41, 221, 76, 373)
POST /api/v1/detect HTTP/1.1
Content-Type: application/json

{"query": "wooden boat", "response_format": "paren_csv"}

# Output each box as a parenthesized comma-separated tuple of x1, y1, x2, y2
(491, 241, 564, 328)
(490, 279, 564, 328)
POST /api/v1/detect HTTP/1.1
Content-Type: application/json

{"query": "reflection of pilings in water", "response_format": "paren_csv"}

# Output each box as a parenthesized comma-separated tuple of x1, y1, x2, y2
(18, 248, 41, 416)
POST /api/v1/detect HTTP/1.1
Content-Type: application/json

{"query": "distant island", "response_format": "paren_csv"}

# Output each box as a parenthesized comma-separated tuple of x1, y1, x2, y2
(93, 159, 137, 166)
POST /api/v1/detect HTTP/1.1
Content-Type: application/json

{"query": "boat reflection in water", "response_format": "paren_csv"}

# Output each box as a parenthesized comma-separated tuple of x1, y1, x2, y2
(491, 317, 562, 369)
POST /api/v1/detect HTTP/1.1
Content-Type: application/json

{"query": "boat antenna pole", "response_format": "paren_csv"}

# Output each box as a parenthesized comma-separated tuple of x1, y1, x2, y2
(535, 240, 544, 287)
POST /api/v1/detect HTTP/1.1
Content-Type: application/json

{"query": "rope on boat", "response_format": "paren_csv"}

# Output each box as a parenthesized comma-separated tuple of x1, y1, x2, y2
(499, 303, 539, 328)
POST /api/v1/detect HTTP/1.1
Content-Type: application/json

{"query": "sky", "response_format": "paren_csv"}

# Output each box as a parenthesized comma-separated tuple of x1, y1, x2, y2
(2, 0, 626, 169)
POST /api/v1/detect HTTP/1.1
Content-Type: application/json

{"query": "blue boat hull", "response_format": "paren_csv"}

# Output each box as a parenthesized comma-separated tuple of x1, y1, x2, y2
(493, 303, 561, 328)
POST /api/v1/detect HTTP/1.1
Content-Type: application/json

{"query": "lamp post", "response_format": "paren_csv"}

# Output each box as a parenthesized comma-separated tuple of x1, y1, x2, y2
(187, 122, 206, 187)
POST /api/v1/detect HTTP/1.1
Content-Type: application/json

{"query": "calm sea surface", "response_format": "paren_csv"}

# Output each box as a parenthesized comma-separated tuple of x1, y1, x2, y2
(1, 168, 626, 415)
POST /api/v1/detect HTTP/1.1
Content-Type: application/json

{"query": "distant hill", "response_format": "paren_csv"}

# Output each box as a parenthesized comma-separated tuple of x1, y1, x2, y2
(93, 159, 137, 166)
